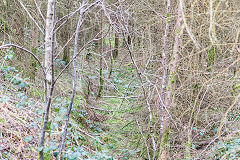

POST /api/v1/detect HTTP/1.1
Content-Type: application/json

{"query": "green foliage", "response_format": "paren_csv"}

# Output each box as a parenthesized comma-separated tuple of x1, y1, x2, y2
(206, 46, 216, 67)
(110, 66, 139, 96)
(62, 49, 70, 66)
(24, 136, 33, 143)
(105, 37, 115, 46)
(62, 147, 88, 160)
(227, 109, 240, 122)
(0, 117, 6, 123)
(46, 121, 52, 132)
(184, 136, 192, 160)
(211, 139, 240, 159)
(0, 96, 10, 103)
(166, 13, 171, 24)
(62, 146, 113, 160)
(43, 149, 51, 160)
(2, 48, 14, 60)
(1, 49, 29, 92)
(28, 87, 45, 99)
(169, 74, 177, 84)
(162, 128, 170, 145)
(122, 149, 136, 160)
(97, 68, 104, 98)
(1, 151, 11, 159)
(0, 17, 8, 31)
(56, 58, 67, 66)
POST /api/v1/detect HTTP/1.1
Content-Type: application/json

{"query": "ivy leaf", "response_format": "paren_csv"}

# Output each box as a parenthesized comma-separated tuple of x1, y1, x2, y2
(4, 54, 14, 60)
(19, 81, 27, 89)
(55, 117, 62, 122)
(24, 136, 33, 143)
(191, 144, 196, 150)
(37, 146, 44, 152)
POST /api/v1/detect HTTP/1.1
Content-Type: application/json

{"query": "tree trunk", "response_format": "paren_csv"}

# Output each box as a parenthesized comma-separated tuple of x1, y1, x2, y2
(113, 22, 119, 60)
(39, 0, 56, 159)
(58, 2, 85, 158)
(158, 0, 171, 159)
(160, 1, 183, 159)
(97, 8, 104, 99)
(61, 0, 72, 65)
(44, 0, 56, 98)
(30, 11, 39, 81)
(13, 0, 25, 61)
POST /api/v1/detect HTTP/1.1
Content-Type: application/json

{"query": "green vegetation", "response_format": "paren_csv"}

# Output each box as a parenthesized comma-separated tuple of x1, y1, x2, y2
(1, 0, 240, 159)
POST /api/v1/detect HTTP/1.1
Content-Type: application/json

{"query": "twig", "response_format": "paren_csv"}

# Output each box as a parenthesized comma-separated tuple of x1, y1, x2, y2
(179, 0, 201, 51)
(34, 0, 46, 22)
(17, 0, 44, 35)
(0, 44, 45, 76)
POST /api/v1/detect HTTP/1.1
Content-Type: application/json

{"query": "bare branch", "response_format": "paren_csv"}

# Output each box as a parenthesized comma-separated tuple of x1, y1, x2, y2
(0, 44, 44, 74)
(34, 0, 46, 22)
(17, 0, 44, 35)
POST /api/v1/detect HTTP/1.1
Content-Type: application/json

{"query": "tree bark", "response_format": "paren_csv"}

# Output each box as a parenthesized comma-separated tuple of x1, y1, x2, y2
(97, 7, 104, 99)
(58, 2, 85, 158)
(30, 8, 39, 81)
(160, 1, 183, 159)
(39, 0, 56, 159)
(13, 0, 25, 61)
(61, 0, 72, 65)
(113, 21, 119, 60)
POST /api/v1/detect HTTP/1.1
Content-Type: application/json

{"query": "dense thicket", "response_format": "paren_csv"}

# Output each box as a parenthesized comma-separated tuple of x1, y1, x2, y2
(0, 0, 240, 159)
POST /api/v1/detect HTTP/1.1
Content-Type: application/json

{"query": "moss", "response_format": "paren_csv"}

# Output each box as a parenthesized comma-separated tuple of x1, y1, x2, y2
(62, 48, 70, 65)
(160, 128, 170, 149)
(184, 135, 192, 160)
(43, 150, 51, 160)
(0, 117, 6, 123)
(28, 87, 45, 99)
(206, 45, 216, 67)
(46, 120, 52, 132)
(159, 128, 170, 158)
(97, 68, 104, 98)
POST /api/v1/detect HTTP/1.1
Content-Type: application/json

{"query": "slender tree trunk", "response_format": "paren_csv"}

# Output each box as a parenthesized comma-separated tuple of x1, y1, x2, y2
(13, 0, 25, 61)
(62, 0, 72, 65)
(159, 0, 171, 140)
(108, 27, 113, 78)
(39, 0, 56, 159)
(160, 1, 183, 159)
(58, 2, 85, 158)
(97, 7, 104, 99)
(30, 12, 39, 81)
(44, 0, 56, 98)
(113, 22, 119, 59)
(158, 0, 171, 159)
